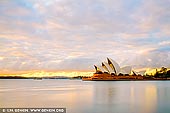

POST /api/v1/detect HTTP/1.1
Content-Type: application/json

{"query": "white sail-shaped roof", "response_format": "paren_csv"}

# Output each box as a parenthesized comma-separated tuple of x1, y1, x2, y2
(107, 58, 121, 75)
(132, 70, 145, 75)
(98, 66, 108, 73)
(102, 62, 115, 74)
(102, 62, 110, 73)
(120, 66, 132, 74)
(94, 65, 103, 72)
(138, 70, 146, 75)
(95, 65, 109, 73)
(94, 58, 134, 75)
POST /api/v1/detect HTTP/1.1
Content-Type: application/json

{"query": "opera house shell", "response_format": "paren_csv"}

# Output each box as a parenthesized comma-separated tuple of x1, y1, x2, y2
(82, 58, 144, 81)
(95, 58, 132, 75)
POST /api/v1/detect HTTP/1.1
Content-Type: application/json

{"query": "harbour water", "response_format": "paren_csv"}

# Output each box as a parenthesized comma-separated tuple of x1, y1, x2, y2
(1, 79, 170, 113)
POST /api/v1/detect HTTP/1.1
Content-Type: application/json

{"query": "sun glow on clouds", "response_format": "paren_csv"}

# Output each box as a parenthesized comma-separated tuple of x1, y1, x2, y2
(1, 71, 93, 77)
(0, 0, 170, 75)
(0, 56, 4, 60)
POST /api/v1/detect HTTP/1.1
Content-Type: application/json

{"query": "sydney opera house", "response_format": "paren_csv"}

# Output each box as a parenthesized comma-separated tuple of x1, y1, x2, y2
(82, 58, 144, 81)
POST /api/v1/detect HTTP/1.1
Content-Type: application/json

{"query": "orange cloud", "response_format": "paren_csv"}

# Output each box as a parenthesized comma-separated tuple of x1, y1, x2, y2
(0, 71, 93, 77)
(0, 34, 28, 40)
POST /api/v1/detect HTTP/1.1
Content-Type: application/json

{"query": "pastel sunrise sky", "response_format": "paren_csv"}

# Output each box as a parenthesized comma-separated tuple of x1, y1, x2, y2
(0, 0, 170, 74)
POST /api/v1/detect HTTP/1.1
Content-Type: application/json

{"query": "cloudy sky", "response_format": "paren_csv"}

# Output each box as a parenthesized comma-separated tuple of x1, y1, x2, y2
(0, 0, 170, 73)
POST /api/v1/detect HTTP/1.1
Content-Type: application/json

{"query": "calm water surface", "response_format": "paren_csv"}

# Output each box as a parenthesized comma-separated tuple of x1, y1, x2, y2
(1, 79, 170, 113)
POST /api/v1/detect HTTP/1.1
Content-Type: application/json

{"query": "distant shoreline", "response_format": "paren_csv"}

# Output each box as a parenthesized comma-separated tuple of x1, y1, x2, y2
(0, 76, 67, 79)
(0, 76, 170, 81)
(0, 76, 79, 79)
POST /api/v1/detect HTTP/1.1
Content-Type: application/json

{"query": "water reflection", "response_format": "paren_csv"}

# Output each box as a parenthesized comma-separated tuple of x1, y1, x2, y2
(93, 82, 116, 104)
(144, 85, 157, 113)
(128, 83, 157, 113)
(1, 80, 170, 113)
(91, 81, 159, 113)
